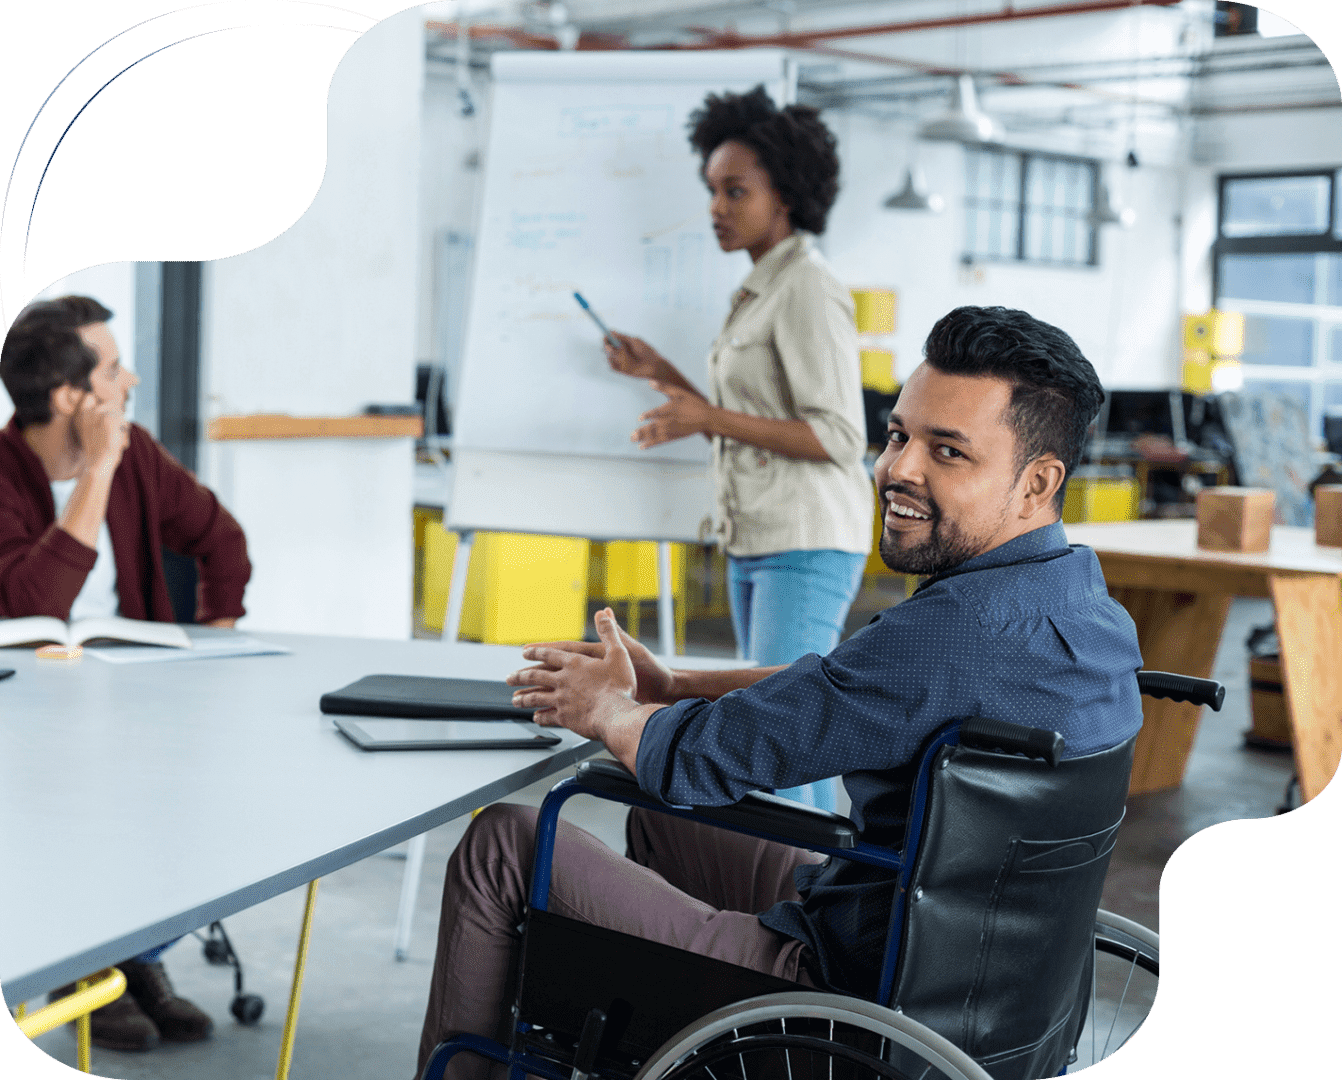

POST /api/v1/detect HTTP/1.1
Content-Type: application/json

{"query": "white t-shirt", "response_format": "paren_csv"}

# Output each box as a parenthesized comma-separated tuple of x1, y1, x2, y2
(49, 478, 120, 621)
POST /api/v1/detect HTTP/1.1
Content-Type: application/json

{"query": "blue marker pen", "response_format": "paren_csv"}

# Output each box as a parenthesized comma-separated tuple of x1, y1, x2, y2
(573, 292, 620, 349)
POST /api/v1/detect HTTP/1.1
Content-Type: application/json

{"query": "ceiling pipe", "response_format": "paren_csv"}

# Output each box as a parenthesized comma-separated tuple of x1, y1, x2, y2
(671, 0, 1185, 51)
(796, 43, 1179, 111)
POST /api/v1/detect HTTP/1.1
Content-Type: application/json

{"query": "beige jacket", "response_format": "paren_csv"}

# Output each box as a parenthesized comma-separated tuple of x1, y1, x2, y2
(707, 232, 874, 556)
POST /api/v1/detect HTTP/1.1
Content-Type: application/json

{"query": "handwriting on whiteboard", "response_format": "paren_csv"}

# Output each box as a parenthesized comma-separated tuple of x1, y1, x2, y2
(559, 105, 674, 137)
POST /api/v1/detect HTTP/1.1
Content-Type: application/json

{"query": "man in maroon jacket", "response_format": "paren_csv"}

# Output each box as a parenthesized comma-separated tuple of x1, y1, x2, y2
(1, 295, 252, 1051)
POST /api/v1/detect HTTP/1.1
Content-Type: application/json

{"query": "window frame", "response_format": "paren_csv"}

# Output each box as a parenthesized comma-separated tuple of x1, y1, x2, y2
(964, 146, 1101, 269)
(1212, 168, 1342, 439)
(1212, 168, 1342, 298)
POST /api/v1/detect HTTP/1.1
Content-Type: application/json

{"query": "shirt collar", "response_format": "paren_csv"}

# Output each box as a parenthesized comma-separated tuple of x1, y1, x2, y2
(919, 520, 1072, 588)
(738, 231, 810, 298)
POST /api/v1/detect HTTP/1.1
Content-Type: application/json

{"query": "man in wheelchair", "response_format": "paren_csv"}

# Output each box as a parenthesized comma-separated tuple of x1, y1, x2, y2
(415, 305, 1145, 1079)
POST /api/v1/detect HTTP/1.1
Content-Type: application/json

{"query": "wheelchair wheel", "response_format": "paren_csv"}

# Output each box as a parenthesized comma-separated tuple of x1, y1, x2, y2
(1073, 909, 1160, 1068)
(631, 990, 991, 1080)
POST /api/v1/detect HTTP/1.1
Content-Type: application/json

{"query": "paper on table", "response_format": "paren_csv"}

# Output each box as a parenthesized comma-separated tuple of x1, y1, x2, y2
(84, 631, 289, 664)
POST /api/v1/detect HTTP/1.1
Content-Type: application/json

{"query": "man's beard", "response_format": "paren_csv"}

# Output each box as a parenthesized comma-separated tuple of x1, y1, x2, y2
(878, 485, 987, 576)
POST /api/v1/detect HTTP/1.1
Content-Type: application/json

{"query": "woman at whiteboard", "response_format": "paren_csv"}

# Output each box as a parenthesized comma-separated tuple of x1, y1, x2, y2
(605, 86, 872, 812)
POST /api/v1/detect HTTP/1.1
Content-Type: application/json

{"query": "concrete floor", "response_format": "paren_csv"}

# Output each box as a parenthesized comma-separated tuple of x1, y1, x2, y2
(26, 589, 1295, 1079)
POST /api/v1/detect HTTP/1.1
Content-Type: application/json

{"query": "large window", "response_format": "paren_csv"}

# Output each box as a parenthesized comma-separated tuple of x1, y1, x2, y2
(965, 147, 1099, 267)
(1213, 170, 1342, 439)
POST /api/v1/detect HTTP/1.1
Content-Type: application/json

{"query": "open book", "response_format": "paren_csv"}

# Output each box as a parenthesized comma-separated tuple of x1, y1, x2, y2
(0, 615, 191, 650)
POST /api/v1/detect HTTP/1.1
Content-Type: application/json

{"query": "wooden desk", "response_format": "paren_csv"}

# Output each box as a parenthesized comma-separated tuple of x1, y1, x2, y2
(1065, 522, 1342, 800)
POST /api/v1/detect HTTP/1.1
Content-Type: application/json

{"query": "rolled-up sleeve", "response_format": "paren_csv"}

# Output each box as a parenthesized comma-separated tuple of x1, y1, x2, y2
(634, 590, 989, 807)
(772, 272, 866, 468)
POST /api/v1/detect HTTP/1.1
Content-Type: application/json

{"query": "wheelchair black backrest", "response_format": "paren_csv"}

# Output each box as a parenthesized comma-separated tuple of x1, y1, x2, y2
(890, 731, 1137, 1080)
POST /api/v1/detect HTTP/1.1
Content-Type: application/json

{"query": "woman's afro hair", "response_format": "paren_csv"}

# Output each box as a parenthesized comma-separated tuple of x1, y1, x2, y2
(687, 85, 840, 235)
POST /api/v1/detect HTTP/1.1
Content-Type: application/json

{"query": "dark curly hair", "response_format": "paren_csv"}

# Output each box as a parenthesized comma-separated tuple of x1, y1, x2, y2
(923, 306, 1105, 513)
(1, 295, 111, 428)
(687, 85, 840, 235)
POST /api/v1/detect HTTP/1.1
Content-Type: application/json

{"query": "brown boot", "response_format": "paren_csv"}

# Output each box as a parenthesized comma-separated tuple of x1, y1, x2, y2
(119, 959, 214, 1042)
(48, 983, 160, 1051)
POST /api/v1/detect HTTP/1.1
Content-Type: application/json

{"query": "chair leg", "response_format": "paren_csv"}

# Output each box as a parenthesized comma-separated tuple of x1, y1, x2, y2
(74, 977, 90, 1073)
(396, 833, 429, 961)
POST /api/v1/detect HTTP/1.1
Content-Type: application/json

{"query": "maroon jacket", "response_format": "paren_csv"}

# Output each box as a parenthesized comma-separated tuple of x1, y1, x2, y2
(0, 418, 250, 622)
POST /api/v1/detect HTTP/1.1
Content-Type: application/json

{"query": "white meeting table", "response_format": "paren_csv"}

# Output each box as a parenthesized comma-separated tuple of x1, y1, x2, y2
(0, 633, 601, 1005)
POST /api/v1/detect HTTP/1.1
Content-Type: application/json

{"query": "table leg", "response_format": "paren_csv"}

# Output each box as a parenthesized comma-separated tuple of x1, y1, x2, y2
(275, 878, 320, 1080)
(1109, 587, 1233, 794)
(1269, 574, 1342, 802)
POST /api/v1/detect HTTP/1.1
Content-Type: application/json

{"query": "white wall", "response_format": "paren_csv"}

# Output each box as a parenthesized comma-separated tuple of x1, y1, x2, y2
(0, 262, 139, 424)
(201, 8, 424, 639)
(823, 114, 1186, 389)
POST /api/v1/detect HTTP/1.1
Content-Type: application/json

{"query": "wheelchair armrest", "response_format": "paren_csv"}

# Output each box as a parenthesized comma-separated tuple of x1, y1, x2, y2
(574, 759, 860, 850)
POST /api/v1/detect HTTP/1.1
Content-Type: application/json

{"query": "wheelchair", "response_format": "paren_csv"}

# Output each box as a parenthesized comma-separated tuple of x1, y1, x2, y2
(422, 670, 1221, 1080)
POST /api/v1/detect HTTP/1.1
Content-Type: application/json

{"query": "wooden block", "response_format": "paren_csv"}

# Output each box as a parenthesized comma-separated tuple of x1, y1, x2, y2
(1315, 485, 1342, 548)
(1196, 486, 1274, 552)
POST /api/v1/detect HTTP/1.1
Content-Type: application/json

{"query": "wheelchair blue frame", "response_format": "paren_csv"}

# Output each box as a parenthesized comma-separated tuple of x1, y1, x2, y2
(422, 723, 963, 1080)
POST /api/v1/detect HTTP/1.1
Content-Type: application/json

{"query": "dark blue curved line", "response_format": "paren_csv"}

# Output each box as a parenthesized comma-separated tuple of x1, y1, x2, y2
(0, 4, 232, 324)
(21, 28, 235, 264)
(2, 8, 184, 254)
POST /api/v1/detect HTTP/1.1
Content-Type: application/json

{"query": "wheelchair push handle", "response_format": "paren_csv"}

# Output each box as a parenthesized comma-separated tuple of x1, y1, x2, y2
(959, 717, 1065, 767)
(1136, 670, 1225, 711)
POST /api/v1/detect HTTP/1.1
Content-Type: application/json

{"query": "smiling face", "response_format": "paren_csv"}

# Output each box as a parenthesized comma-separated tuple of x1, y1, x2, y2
(703, 139, 794, 262)
(874, 363, 1064, 576)
(76, 322, 137, 411)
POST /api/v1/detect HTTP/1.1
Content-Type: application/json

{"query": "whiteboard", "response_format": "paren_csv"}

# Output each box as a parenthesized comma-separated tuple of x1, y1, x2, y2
(448, 50, 792, 541)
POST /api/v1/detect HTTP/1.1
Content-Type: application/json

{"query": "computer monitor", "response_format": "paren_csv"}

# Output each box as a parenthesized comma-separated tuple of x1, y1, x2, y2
(1102, 389, 1186, 440)
(1089, 389, 1190, 460)
(1324, 414, 1342, 456)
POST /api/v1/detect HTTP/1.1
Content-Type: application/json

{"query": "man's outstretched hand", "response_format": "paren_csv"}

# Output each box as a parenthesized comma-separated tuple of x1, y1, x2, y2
(506, 608, 664, 771)
(513, 610, 678, 706)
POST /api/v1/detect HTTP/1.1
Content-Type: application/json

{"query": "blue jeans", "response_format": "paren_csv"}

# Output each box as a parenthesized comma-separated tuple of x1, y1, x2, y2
(727, 549, 866, 812)
(134, 940, 177, 965)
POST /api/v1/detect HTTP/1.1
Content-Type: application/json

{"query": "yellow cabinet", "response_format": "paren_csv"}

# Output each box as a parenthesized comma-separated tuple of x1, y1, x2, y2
(417, 514, 589, 644)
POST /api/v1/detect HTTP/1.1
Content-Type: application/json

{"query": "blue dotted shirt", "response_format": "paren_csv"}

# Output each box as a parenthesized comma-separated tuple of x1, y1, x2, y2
(634, 520, 1144, 996)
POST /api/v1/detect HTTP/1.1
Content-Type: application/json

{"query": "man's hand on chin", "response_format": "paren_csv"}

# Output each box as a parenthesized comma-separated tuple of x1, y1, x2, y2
(506, 607, 660, 772)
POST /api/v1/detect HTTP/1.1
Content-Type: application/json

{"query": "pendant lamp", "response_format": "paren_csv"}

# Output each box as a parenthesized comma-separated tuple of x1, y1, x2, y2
(883, 167, 945, 212)
(1090, 182, 1137, 228)
(918, 74, 1002, 145)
